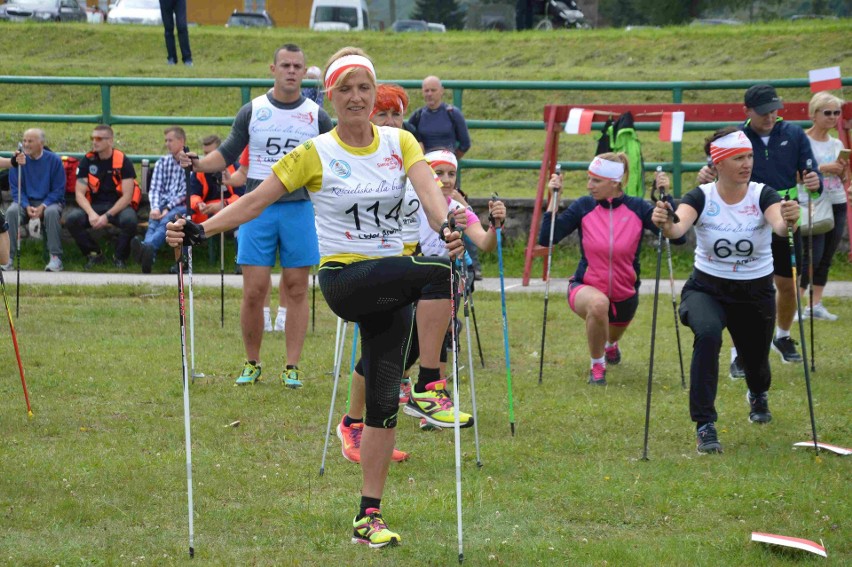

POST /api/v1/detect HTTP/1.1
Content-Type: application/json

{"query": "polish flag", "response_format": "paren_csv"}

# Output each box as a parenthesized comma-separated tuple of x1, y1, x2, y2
(659, 111, 685, 143)
(809, 66, 842, 93)
(751, 532, 827, 558)
(564, 108, 594, 135)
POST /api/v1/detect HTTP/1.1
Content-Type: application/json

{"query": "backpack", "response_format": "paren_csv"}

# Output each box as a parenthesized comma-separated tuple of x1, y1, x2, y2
(61, 156, 79, 194)
(595, 112, 646, 198)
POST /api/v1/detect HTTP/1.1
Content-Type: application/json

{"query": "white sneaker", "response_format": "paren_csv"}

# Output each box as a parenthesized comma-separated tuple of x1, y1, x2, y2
(45, 255, 63, 272)
(794, 306, 810, 321)
(810, 303, 838, 321)
(263, 310, 273, 332)
(274, 310, 286, 332)
(0, 261, 12, 271)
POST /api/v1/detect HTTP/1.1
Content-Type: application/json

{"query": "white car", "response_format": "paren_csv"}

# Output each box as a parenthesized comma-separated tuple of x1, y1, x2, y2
(107, 0, 161, 25)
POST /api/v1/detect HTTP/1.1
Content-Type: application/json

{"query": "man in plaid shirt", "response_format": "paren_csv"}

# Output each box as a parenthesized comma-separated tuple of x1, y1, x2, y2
(132, 126, 189, 273)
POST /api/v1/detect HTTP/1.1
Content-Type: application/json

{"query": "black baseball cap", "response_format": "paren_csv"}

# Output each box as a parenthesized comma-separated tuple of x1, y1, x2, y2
(744, 84, 784, 114)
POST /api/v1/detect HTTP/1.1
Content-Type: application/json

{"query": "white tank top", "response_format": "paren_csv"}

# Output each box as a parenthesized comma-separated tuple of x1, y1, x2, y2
(248, 95, 320, 181)
(694, 181, 774, 280)
(417, 197, 465, 258)
(400, 180, 421, 246)
(310, 127, 406, 258)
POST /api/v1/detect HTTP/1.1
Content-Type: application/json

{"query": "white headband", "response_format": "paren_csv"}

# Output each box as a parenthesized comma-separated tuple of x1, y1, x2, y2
(424, 150, 458, 170)
(324, 55, 376, 97)
(709, 131, 752, 164)
(588, 157, 624, 182)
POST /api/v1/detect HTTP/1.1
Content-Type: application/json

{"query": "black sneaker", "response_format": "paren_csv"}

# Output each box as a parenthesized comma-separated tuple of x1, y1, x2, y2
(771, 336, 802, 364)
(83, 253, 105, 271)
(696, 422, 722, 454)
(746, 390, 772, 424)
(729, 356, 745, 380)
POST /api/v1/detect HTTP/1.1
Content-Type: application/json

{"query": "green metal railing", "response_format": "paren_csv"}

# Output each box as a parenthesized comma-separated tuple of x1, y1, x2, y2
(1, 75, 849, 182)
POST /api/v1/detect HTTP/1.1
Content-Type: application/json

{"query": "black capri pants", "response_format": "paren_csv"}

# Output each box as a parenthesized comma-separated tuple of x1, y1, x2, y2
(679, 269, 775, 424)
(319, 256, 451, 428)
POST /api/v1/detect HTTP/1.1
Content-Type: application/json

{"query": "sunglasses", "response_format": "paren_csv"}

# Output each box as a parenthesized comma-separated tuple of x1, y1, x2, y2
(90, 135, 112, 141)
(821, 110, 842, 117)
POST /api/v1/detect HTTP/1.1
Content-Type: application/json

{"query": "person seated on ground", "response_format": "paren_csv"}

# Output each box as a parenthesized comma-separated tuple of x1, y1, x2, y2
(539, 153, 675, 387)
(65, 124, 140, 270)
(188, 134, 243, 224)
(2, 129, 66, 272)
(652, 127, 799, 454)
(130, 126, 189, 274)
(0, 210, 10, 267)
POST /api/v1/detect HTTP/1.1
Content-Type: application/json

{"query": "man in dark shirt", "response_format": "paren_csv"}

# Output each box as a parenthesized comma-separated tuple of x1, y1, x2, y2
(65, 124, 139, 269)
(408, 75, 472, 157)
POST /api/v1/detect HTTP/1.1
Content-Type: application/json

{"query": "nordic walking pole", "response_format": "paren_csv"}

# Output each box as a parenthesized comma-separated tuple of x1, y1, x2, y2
(15, 142, 23, 319)
(641, 202, 668, 461)
(461, 266, 482, 467)
(329, 315, 343, 376)
(0, 268, 33, 417)
(538, 164, 561, 384)
(182, 149, 202, 382)
(345, 322, 359, 413)
(652, 167, 686, 389)
(320, 318, 348, 476)
(806, 159, 815, 372)
(785, 196, 820, 453)
(219, 173, 225, 329)
(468, 289, 485, 368)
(311, 270, 317, 333)
(174, 244, 195, 558)
(493, 193, 516, 436)
(449, 256, 465, 564)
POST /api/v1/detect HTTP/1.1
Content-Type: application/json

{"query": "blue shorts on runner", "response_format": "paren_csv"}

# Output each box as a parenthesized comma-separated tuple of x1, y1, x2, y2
(237, 200, 319, 268)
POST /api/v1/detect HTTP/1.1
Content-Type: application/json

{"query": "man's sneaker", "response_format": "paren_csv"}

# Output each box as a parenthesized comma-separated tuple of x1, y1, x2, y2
(794, 306, 810, 321)
(747, 390, 772, 424)
(282, 367, 303, 389)
(337, 417, 362, 463)
(811, 303, 838, 321)
(83, 253, 105, 271)
(403, 380, 473, 429)
(604, 343, 622, 365)
(696, 422, 722, 454)
(235, 361, 261, 385)
(419, 418, 442, 432)
(274, 311, 286, 332)
(588, 362, 607, 386)
(729, 356, 746, 380)
(772, 336, 802, 363)
(44, 255, 63, 272)
(0, 260, 12, 271)
(263, 310, 273, 332)
(352, 508, 400, 548)
(131, 236, 155, 274)
(399, 378, 411, 404)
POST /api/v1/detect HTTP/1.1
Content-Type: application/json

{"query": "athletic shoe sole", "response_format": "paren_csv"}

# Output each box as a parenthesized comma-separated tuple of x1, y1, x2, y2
(696, 444, 722, 454)
(402, 401, 473, 429)
(336, 423, 360, 464)
(351, 536, 399, 549)
(284, 381, 303, 389)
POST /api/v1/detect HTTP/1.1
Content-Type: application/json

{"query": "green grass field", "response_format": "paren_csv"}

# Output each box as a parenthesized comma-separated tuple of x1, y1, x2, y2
(0, 284, 849, 565)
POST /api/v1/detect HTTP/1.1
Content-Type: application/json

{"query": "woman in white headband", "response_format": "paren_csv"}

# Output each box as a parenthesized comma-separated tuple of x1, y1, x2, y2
(167, 46, 466, 549)
(540, 152, 672, 387)
(652, 126, 799, 455)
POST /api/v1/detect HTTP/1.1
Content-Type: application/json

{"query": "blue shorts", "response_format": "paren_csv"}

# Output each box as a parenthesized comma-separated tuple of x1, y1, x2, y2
(236, 200, 319, 268)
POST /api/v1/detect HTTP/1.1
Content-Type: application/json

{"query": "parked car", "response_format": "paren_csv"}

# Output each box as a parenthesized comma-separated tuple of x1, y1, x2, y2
(0, 0, 87, 22)
(392, 19, 428, 32)
(427, 22, 446, 32)
(310, 0, 370, 31)
(689, 18, 742, 26)
(107, 0, 161, 25)
(225, 10, 274, 28)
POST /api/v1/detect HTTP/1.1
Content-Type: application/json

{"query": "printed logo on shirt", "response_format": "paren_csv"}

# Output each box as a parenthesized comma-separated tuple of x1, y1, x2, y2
(256, 107, 272, 122)
(780, 141, 788, 146)
(377, 153, 403, 171)
(89, 165, 99, 175)
(345, 231, 353, 240)
(706, 201, 721, 217)
(329, 159, 351, 179)
(737, 204, 760, 217)
(293, 111, 315, 126)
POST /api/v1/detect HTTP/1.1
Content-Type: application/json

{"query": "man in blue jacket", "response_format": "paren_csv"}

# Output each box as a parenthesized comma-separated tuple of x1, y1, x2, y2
(698, 84, 822, 373)
(4, 128, 66, 272)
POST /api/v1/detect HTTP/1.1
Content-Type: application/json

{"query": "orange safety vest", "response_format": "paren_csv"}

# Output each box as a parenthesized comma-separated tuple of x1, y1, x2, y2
(190, 165, 240, 223)
(85, 149, 142, 210)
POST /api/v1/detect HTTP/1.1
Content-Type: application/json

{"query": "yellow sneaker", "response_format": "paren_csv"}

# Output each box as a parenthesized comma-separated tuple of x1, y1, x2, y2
(403, 379, 473, 429)
(352, 508, 400, 548)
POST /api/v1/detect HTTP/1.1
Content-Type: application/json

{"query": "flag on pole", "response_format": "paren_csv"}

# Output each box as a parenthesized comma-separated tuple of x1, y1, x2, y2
(751, 532, 827, 558)
(564, 108, 595, 135)
(809, 66, 842, 93)
(659, 111, 685, 142)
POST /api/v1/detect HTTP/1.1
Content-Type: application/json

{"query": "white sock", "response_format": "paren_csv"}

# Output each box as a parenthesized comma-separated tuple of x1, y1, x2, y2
(775, 327, 790, 340)
(730, 346, 738, 363)
(263, 306, 271, 315)
(277, 306, 287, 317)
(591, 356, 606, 368)
(605, 341, 616, 348)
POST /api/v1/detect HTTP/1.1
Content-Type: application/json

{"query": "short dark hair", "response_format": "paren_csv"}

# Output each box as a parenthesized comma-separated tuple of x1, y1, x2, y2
(274, 44, 303, 64)
(704, 126, 740, 157)
(164, 126, 186, 140)
(202, 134, 221, 147)
(93, 124, 114, 136)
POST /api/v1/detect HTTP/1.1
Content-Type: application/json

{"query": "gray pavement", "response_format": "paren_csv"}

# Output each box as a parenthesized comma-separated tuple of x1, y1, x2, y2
(10, 269, 852, 297)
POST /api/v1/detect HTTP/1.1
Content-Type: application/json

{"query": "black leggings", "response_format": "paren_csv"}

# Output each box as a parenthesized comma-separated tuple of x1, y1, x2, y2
(679, 270, 775, 424)
(319, 256, 451, 428)
(800, 204, 848, 288)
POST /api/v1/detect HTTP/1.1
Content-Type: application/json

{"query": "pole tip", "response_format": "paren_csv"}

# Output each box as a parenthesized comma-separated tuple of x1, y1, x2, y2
(319, 468, 325, 477)
(189, 546, 194, 558)
(476, 461, 483, 469)
(458, 553, 464, 563)
(27, 410, 33, 418)
(510, 423, 515, 437)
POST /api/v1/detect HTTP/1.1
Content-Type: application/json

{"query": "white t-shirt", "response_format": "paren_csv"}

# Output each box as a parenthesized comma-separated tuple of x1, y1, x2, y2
(248, 95, 321, 181)
(807, 136, 846, 205)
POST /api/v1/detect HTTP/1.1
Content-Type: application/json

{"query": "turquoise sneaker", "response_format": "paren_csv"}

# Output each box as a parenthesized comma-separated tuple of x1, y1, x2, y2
(282, 367, 303, 389)
(235, 361, 261, 385)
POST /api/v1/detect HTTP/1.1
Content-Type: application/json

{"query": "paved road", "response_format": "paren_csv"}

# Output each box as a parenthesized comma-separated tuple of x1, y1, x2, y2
(10, 269, 852, 297)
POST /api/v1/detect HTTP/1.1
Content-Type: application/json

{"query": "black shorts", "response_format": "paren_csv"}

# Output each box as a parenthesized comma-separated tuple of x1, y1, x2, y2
(770, 231, 802, 278)
(567, 280, 639, 327)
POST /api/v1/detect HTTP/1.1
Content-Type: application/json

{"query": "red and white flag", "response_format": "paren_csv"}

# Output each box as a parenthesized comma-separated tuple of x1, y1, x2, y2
(809, 66, 842, 93)
(564, 108, 595, 135)
(751, 532, 827, 557)
(659, 111, 685, 142)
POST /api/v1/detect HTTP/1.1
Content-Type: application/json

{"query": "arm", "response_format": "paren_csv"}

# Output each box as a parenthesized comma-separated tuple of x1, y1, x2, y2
(651, 201, 697, 240)
(147, 161, 164, 218)
(764, 199, 800, 237)
(799, 129, 823, 193)
(194, 174, 287, 237)
(0, 211, 9, 265)
(108, 178, 135, 218)
(464, 200, 505, 252)
(409, 160, 448, 232)
(44, 156, 66, 207)
(452, 108, 471, 154)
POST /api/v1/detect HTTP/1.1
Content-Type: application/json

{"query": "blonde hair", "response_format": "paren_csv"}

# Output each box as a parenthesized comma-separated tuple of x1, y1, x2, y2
(594, 152, 630, 187)
(808, 91, 844, 117)
(323, 47, 376, 97)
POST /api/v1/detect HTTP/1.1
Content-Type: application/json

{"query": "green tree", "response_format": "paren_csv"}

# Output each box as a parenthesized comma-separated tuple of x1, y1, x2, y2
(411, 0, 466, 29)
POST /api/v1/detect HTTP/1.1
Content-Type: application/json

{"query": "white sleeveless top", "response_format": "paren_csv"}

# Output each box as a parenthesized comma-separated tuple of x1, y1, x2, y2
(310, 127, 407, 258)
(248, 95, 320, 181)
(401, 180, 422, 247)
(694, 181, 774, 280)
(417, 197, 466, 258)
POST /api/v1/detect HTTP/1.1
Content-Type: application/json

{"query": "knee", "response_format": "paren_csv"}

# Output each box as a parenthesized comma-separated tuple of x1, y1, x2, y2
(691, 321, 723, 346)
(364, 407, 399, 429)
(586, 297, 610, 320)
(242, 283, 268, 306)
(64, 210, 85, 229)
(44, 206, 61, 222)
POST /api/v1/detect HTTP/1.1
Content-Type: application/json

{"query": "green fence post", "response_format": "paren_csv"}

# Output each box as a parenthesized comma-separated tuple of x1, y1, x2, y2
(671, 87, 683, 197)
(241, 86, 251, 106)
(100, 84, 112, 124)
